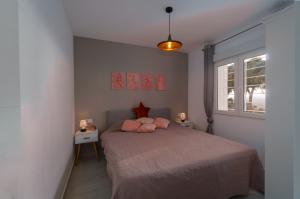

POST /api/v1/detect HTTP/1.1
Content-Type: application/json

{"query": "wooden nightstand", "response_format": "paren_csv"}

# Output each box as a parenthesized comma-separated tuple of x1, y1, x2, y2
(75, 129, 99, 165)
(175, 120, 194, 128)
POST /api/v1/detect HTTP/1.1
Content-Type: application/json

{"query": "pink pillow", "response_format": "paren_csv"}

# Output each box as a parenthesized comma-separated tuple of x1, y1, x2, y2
(136, 123, 156, 133)
(121, 120, 141, 132)
(154, 117, 170, 129)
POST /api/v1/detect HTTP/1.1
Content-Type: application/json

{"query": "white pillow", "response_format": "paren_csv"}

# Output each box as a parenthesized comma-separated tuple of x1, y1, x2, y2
(136, 117, 154, 124)
(136, 123, 156, 133)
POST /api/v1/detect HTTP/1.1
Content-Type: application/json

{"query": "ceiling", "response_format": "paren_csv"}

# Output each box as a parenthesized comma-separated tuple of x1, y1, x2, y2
(63, 0, 289, 52)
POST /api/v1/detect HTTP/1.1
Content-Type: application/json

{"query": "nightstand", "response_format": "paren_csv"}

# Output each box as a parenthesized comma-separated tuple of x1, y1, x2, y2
(175, 120, 194, 128)
(75, 129, 99, 165)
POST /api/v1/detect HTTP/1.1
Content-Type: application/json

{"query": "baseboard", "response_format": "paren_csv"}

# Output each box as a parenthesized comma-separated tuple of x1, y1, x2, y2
(55, 152, 75, 199)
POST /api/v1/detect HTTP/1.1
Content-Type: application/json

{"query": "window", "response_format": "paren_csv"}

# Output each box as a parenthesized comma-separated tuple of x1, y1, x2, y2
(243, 55, 266, 114)
(216, 50, 266, 118)
(217, 63, 235, 111)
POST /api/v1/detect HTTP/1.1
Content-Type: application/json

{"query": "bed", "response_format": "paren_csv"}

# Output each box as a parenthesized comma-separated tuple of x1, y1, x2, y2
(101, 109, 264, 199)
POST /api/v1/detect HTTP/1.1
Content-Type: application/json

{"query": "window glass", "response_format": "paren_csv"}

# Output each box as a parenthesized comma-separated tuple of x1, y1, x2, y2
(217, 63, 235, 111)
(244, 55, 266, 114)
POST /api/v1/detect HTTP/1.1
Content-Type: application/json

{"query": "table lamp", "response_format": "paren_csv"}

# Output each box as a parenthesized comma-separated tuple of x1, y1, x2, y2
(80, 120, 87, 132)
(179, 112, 186, 122)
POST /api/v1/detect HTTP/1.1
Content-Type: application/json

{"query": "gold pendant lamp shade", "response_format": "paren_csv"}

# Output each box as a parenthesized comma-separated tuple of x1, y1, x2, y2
(157, 7, 183, 51)
(157, 34, 183, 51)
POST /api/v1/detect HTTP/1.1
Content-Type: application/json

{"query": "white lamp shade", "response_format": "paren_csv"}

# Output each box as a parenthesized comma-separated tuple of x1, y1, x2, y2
(80, 120, 87, 128)
(179, 113, 186, 121)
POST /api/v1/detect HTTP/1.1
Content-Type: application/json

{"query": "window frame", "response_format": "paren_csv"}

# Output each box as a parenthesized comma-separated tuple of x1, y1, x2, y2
(214, 49, 266, 120)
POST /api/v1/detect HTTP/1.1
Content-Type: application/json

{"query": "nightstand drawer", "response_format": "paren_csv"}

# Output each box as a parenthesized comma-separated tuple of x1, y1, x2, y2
(75, 132, 98, 144)
(175, 120, 193, 128)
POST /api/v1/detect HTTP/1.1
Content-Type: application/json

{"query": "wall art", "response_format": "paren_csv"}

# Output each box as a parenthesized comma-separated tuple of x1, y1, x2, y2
(112, 72, 125, 90)
(127, 72, 140, 90)
(141, 73, 153, 90)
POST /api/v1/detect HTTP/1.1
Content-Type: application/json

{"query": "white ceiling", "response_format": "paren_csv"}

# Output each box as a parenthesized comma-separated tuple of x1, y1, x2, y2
(63, 0, 289, 52)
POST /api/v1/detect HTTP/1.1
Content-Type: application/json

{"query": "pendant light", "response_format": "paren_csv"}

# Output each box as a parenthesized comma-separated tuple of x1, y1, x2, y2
(157, 7, 183, 51)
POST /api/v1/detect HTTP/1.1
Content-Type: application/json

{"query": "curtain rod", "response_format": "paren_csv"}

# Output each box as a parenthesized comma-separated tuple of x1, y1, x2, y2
(212, 23, 263, 47)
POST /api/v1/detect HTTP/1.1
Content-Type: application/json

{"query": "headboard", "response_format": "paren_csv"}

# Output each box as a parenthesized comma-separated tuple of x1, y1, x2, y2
(107, 108, 171, 127)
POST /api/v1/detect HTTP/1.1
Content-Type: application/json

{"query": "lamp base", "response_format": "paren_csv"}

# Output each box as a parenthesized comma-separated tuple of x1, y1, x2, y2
(181, 120, 185, 123)
(80, 129, 86, 132)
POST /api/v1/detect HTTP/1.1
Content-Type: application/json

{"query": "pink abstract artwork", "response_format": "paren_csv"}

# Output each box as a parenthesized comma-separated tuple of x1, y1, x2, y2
(112, 72, 125, 90)
(127, 73, 140, 90)
(156, 74, 167, 91)
(141, 73, 153, 90)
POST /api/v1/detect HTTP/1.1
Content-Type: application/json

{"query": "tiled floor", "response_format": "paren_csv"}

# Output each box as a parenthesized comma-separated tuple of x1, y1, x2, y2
(64, 153, 264, 199)
(64, 153, 112, 199)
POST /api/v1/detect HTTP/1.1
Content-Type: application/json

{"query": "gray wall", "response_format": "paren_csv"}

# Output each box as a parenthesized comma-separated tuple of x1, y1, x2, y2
(75, 37, 188, 131)
(295, 3, 300, 199)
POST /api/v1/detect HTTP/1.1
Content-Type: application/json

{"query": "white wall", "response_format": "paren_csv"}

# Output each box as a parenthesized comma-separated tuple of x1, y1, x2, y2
(214, 25, 265, 62)
(264, 5, 299, 199)
(0, 0, 21, 198)
(214, 19, 266, 166)
(18, 0, 74, 198)
(188, 47, 207, 130)
(188, 26, 266, 164)
(214, 115, 265, 164)
(189, 4, 300, 198)
(0, 0, 74, 198)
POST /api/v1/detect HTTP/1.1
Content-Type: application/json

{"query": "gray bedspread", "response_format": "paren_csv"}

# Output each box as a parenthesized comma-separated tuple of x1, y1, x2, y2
(101, 124, 264, 199)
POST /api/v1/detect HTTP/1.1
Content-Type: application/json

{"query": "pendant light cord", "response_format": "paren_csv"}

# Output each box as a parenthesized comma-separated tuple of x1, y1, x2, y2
(168, 13, 171, 35)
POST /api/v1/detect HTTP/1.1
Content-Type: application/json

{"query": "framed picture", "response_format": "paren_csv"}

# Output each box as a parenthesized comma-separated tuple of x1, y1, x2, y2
(112, 72, 125, 90)
(141, 73, 153, 90)
(127, 72, 140, 90)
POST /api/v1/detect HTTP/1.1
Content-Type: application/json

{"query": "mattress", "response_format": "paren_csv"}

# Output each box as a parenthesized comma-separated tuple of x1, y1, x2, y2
(101, 124, 264, 199)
